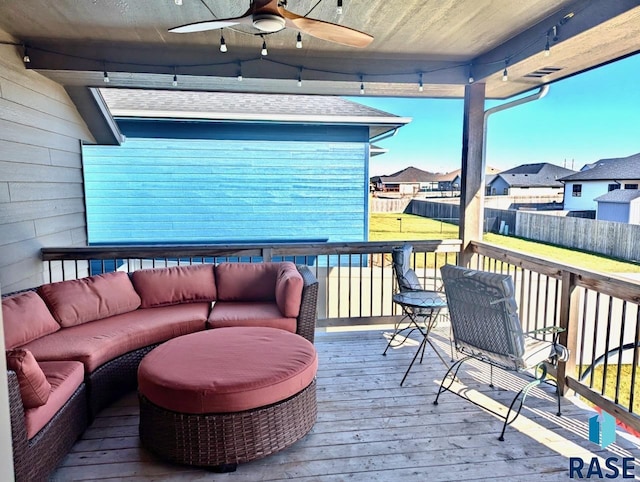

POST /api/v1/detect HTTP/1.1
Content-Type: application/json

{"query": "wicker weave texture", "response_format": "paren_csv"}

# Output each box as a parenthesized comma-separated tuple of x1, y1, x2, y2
(8, 371, 88, 482)
(296, 265, 319, 343)
(87, 343, 160, 419)
(139, 380, 317, 467)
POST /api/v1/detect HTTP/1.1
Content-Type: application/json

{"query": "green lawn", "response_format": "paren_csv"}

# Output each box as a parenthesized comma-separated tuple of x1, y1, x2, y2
(589, 365, 640, 415)
(370, 213, 640, 274)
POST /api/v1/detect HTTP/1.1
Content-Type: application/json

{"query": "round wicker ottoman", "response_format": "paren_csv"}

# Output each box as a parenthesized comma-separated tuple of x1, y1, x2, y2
(137, 326, 318, 472)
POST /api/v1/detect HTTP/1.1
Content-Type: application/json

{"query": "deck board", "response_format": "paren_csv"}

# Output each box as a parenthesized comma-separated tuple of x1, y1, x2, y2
(51, 327, 640, 481)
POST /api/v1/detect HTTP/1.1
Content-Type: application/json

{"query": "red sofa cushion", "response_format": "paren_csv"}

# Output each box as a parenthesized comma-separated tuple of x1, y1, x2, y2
(132, 264, 216, 308)
(208, 301, 297, 333)
(6, 348, 51, 408)
(215, 262, 282, 301)
(24, 360, 84, 440)
(38, 272, 141, 327)
(275, 263, 303, 318)
(2, 291, 60, 349)
(23, 303, 209, 372)
(138, 327, 317, 413)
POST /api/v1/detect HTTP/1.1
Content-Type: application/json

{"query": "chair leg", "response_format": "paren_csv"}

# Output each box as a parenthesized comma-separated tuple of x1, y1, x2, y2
(498, 362, 558, 441)
(433, 356, 470, 405)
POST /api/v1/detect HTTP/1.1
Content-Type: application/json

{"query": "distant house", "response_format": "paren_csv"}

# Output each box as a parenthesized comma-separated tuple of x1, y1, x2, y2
(371, 166, 439, 194)
(486, 163, 575, 196)
(82, 90, 410, 244)
(560, 152, 640, 211)
(594, 189, 640, 224)
(441, 166, 501, 191)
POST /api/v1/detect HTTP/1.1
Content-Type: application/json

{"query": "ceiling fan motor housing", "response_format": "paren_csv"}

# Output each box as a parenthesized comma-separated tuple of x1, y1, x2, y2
(253, 13, 286, 32)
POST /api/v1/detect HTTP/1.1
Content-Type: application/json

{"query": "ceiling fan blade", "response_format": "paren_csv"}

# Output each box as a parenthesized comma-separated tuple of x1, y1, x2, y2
(282, 10, 373, 48)
(169, 9, 252, 34)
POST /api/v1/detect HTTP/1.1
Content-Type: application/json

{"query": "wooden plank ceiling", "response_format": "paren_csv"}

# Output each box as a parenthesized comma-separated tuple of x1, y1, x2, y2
(0, 0, 639, 99)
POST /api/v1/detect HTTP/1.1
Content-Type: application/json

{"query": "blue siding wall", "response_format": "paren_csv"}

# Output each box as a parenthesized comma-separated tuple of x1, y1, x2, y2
(83, 121, 370, 244)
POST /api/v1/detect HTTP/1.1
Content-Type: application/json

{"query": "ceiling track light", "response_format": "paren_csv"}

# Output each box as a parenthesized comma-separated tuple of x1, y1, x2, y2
(337, 0, 343, 15)
(418, 72, 423, 92)
(296, 32, 302, 49)
(220, 34, 227, 53)
(261, 40, 268, 56)
(22, 45, 30, 63)
(359, 75, 364, 95)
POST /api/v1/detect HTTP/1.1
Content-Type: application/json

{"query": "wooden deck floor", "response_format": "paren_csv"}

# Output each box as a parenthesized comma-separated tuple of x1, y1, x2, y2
(51, 326, 640, 481)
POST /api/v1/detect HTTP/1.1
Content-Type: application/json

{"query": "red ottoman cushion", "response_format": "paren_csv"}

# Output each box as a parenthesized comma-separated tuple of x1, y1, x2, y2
(138, 327, 317, 414)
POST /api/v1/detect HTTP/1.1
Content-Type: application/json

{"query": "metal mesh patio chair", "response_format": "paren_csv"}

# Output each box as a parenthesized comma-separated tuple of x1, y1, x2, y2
(382, 245, 450, 385)
(434, 264, 569, 440)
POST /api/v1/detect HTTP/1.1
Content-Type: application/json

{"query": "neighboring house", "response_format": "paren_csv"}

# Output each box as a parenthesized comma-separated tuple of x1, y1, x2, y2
(82, 90, 410, 244)
(371, 166, 439, 194)
(560, 152, 640, 211)
(438, 166, 501, 191)
(594, 189, 640, 224)
(486, 163, 575, 196)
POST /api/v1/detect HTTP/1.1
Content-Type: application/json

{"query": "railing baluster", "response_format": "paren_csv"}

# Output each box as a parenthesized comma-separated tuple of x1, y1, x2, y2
(589, 292, 601, 389)
(615, 301, 627, 406)
(629, 309, 640, 413)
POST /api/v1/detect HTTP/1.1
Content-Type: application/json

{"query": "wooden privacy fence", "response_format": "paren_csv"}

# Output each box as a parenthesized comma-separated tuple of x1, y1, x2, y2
(406, 200, 516, 234)
(369, 196, 412, 213)
(516, 212, 640, 262)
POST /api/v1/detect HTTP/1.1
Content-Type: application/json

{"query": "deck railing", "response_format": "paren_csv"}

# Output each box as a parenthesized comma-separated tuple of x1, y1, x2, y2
(41, 240, 461, 321)
(470, 240, 640, 433)
(40, 238, 640, 432)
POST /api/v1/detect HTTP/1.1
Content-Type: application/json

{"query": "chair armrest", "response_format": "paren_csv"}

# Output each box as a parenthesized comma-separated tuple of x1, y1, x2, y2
(7, 370, 29, 469)
(525, 326, 565, 344)
(296, 265, 318, 344)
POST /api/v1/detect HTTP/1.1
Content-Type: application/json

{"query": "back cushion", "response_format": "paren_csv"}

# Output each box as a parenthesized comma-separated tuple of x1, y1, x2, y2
(275, 263, 304, 318)
(6, 348, 51, 408)
(215, 263, 280, 302)
(2, 292, 60, 349)
(38, 272, 141, 328)
(132, 264, 217, 308)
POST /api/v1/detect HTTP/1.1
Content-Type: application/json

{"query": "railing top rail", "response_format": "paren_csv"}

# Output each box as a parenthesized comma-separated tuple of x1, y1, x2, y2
(41, 239, 462, 261)
(471, 240, 640, 304)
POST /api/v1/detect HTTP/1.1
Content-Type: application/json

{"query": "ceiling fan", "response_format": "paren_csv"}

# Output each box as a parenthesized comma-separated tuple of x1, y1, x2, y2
(168, 0, 374, 48)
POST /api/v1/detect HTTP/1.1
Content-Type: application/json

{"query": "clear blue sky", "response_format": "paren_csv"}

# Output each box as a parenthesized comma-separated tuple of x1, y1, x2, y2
(351, 53, 640, 176)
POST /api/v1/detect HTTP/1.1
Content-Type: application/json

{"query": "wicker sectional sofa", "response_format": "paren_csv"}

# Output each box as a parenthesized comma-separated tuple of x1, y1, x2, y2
(2, 261, 318, 482)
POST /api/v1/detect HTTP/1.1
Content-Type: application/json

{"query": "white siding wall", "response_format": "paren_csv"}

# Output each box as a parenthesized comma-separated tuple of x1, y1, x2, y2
(562, 181, 609, 211)
(509, 186, 564, 197)
(0, 37, 93, 291)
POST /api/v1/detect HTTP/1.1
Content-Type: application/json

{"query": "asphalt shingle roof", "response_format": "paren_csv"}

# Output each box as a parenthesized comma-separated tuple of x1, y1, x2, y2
(494, 163, 576, 188)
(376, 166, 439, 183)
(594, 189, 640, 203)
(560, 152, 640, 181)
(100, 89, 401, 120)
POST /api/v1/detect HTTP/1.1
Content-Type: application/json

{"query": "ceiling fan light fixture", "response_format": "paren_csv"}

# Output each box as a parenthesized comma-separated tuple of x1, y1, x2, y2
(253, 13, 286, 33)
